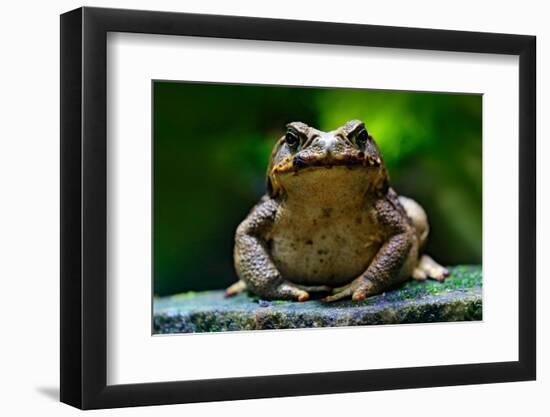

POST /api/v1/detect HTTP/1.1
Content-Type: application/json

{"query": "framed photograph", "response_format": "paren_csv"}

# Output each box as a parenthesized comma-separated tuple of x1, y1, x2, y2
(60, 6, 536, 409)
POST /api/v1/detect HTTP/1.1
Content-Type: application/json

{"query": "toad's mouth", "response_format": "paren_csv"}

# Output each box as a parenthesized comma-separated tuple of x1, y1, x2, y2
(271, 151, 382, 175)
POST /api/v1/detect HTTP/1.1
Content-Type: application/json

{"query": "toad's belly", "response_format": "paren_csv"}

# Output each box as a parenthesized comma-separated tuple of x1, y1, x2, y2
(269, 215, 382, 287)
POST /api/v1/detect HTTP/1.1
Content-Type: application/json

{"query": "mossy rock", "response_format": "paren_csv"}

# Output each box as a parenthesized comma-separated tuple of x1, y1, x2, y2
(154, 265, 482, 333)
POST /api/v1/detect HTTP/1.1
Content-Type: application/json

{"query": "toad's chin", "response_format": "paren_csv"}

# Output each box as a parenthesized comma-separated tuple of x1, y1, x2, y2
(272, 164, 385, 203)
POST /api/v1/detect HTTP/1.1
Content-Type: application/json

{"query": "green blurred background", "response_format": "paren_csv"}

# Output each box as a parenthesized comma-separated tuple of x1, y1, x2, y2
(153, 81, 482, 297)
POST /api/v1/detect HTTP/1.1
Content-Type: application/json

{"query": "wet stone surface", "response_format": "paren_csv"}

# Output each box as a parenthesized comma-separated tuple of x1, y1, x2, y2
(153, 265, 482, 334)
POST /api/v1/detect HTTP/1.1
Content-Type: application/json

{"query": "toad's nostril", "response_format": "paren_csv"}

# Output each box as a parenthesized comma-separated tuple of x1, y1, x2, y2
(293, 155, 307, 169)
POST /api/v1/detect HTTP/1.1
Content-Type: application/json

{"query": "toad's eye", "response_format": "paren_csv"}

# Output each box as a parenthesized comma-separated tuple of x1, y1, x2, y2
(354, 127, 369, 147)
(285, 129, 300, 150)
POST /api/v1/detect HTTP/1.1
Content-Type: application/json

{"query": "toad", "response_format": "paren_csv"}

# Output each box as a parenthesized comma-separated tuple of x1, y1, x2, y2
(226, 120, 448, 302)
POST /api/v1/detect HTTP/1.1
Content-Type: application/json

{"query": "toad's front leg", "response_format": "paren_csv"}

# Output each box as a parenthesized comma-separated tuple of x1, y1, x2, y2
(324, 197, 415, 302)
(229, 196, 310, 302)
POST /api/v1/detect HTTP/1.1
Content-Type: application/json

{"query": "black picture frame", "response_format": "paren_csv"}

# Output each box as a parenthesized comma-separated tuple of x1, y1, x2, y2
(60, 6, 536, 410)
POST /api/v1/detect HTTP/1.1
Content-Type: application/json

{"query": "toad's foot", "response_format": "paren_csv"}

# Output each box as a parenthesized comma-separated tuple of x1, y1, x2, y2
(322, 277, 377, 302)
(412, 255, 449, 282)
(271, 282, 310, 301)
(226, 279, 310, 301)
(225, 280, 247, 297)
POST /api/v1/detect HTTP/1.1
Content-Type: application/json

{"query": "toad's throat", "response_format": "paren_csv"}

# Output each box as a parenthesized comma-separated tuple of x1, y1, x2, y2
(271, 165, 377, 207)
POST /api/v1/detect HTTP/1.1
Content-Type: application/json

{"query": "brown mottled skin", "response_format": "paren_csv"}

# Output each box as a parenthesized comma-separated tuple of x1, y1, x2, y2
(226, 120, 448, 302)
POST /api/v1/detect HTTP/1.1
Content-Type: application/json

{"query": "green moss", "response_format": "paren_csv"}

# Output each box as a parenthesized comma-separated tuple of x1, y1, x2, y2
(381, 265, 482, 303)
(154, 265, 482, 333)
(170, 290, 198, 300)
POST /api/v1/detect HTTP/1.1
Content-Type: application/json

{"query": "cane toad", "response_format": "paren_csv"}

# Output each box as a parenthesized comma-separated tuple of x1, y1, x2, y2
(226, 120, 448, 302)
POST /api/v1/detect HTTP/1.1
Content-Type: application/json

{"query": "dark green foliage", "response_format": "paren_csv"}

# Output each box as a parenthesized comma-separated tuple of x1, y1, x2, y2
(154, 82, 482, 296)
